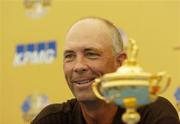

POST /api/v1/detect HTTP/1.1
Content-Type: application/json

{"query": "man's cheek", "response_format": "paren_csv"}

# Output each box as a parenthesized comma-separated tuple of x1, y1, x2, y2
(64, 66, 72, 77)
(91, 67, 105, 76)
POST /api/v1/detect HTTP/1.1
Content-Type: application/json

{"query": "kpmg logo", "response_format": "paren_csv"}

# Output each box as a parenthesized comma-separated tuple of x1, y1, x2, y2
(13, 40, 57, 66)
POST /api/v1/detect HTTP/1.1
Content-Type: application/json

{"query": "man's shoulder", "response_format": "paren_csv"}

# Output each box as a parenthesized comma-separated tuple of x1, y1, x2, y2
(31, 98, 78, 123)
(149, 96, 177, 113)
(38, 98, 78, 115)
(138, 96, 180, 124)
(139, 96, 178, 114)
(139, 96, 175, 111)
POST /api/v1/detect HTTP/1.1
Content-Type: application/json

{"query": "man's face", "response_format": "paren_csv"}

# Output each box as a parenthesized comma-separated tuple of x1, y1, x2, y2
(63, 20, 120, 102)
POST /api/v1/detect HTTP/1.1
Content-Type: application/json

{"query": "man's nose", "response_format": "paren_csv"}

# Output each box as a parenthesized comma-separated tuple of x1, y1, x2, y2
(73, 57, 88, 74)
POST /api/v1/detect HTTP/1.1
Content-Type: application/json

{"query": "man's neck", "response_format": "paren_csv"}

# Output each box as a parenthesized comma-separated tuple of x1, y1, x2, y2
(79, 100, 118, 124)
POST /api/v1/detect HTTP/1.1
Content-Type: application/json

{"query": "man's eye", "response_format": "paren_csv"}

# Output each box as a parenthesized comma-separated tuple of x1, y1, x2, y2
(86, 52, 100, 59)
(64, 54, 75, 62)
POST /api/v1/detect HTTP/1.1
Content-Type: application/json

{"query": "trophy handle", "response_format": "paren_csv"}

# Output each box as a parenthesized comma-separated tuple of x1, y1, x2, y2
(158, 74, 171, 94)
(92, 79, 107, 101)
(150, 72, 171, 95)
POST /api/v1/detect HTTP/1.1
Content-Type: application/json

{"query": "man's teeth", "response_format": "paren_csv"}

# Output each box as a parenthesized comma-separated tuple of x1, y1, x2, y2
(75, 79, 93, 84)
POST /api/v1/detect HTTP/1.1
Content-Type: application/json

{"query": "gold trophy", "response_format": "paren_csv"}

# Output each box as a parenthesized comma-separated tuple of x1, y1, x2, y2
(92, 39, 171, 124)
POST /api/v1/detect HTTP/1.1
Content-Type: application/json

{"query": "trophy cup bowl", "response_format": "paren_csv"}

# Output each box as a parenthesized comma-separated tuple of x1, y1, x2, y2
(92, 39, 170, 124)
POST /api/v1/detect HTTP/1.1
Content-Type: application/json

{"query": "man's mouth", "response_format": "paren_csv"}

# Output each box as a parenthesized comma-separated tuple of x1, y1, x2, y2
(72, 78, 95, 85)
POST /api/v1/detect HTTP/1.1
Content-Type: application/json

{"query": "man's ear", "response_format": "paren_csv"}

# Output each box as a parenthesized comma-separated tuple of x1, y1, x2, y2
(116, 52, 127, 66)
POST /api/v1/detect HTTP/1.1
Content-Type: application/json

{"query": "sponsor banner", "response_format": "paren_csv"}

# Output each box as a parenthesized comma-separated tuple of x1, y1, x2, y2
(13, 40, 57, 66)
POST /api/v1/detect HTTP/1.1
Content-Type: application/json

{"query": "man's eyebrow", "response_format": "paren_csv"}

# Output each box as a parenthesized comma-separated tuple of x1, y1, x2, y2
(63, 50, 74, 55)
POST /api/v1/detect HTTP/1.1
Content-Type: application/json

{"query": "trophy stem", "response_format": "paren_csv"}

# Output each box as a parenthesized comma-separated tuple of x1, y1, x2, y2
(122, 98, 140, 124)
(122, 107, 140, 124)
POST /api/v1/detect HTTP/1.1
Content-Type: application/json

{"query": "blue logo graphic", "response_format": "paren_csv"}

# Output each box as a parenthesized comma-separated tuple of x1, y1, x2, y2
(13, 40, 57, 66)
(174, 87, 180, 101)
(21, 94, 49, 122)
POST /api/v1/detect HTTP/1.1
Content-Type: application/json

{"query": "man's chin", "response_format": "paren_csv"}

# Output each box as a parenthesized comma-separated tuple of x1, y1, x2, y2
(75, 94, 98, 103)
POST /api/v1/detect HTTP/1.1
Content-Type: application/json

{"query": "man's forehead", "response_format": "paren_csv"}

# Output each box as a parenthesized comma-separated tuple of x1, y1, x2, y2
(63, 40, 104, 51)
(64, 46, 103, 53)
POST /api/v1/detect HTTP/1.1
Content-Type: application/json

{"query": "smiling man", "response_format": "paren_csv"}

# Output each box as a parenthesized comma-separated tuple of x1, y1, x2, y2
(31, 17, 180, 124)
(63, 18, 124, 104)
